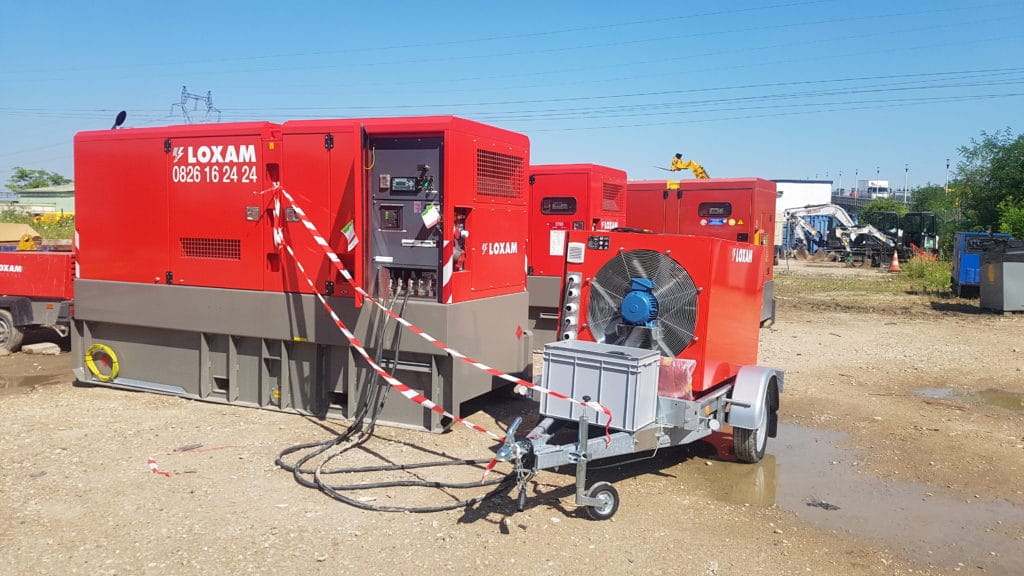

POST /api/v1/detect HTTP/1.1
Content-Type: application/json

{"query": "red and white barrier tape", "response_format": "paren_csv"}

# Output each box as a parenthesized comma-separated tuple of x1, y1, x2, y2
(281, 241, 501, 440)
(272, 187, 615, 434)
(441, 239, 454, 304)
(147, 457, 171, 477)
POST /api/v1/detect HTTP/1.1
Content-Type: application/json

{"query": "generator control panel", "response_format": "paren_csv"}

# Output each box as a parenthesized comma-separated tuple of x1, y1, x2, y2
(369, 137, 443, 299)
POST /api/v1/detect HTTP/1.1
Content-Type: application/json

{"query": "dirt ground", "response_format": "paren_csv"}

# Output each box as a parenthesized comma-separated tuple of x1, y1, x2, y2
(1, 261, 1022, 576)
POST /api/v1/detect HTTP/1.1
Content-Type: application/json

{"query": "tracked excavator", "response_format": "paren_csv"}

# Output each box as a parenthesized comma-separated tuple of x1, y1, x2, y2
(784, 203, 895, 266)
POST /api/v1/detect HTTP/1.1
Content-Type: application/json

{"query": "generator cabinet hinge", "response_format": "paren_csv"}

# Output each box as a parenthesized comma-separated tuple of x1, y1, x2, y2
(324, 134, 334, 150)
(165, 271, 173, 284)
(164, 138, 172, 153)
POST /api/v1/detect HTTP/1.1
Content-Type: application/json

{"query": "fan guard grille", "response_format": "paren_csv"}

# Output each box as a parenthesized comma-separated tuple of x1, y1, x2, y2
(588, 250, 698, 356)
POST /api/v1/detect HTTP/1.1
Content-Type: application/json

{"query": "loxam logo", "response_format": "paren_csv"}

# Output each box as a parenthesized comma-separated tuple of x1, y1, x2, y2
(0, 264, 23, 273)
(732, 247, 754, 263)
(173, 144, 256, 164)
(481, 241, 519, 255)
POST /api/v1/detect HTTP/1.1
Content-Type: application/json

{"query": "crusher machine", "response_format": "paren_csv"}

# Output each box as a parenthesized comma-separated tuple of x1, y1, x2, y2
(493, 230, 783, 519)
(527, 164, 627, 345)
(72, 116, 532, 431)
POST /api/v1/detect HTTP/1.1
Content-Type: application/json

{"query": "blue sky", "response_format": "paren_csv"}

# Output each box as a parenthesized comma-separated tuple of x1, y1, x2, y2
(1, 0, 1021, 190)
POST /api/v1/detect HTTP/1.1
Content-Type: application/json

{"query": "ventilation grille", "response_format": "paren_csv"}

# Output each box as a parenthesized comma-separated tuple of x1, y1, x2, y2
(180, 237, 241, 260)
(477, 149, 523, 198)
(602, 182, 624, 212)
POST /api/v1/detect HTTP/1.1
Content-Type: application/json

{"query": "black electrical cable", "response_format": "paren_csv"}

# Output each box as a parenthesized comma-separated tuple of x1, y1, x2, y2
(275, 285, 515, 513)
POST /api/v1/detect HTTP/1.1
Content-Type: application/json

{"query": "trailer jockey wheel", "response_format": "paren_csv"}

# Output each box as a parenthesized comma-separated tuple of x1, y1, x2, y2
(85, 344, 120, 383)
(584, 481, 619, 520)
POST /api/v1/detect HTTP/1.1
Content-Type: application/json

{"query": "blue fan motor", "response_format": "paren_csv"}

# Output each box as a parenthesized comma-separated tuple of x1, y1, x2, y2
(620, 277, 659, 327)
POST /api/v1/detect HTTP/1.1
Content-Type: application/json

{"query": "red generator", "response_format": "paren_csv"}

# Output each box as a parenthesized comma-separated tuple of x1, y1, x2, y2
(0, 250, 75, 352)
(527, 164, 627, 345)
(72, 117, 532, 431)
(626, 178, 778, 324)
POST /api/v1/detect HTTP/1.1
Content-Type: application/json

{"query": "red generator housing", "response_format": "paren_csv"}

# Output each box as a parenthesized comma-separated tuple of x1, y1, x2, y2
(558, 230, 764, 396)
(527, 164, 627, 345)
(71, 117, 532, 432)
(626, 178, 778, 324)
(278, 116, 530, 304)
(75, 122, 283, 289)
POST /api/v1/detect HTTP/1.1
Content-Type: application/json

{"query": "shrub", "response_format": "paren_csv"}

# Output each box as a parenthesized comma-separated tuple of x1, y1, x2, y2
(901, 255, 950, 293)
(0, 208, 75, 239)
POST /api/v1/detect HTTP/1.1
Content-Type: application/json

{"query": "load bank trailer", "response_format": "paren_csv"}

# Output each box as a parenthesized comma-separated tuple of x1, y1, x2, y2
(72, 117, 532, 431)
(527, 164, 627, 345)
(494, 230, 782, 519)
(625, 178, 778, 325)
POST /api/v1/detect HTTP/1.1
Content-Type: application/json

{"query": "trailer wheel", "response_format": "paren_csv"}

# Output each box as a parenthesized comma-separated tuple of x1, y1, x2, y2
(0, 309, 24, 353)
(734, 396, 769, 463)
(584, 482, 619, 520)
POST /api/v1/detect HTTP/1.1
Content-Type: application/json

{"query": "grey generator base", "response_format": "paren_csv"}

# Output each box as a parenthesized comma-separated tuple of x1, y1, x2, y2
(72, 280, 532, 432)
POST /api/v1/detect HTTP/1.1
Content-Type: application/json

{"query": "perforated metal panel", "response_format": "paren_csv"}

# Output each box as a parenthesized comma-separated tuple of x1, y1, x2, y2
(477, 149, 523, 198)
(588, 249, 698, 356)
(179, 237, 241, 260)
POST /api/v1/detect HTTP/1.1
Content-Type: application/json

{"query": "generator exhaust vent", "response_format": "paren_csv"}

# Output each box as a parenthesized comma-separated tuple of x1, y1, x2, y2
(588, 249, 698, 356)
(602, 182, 624, 212)
(476, 149, 523, 199)
(180, 237, 242, 260)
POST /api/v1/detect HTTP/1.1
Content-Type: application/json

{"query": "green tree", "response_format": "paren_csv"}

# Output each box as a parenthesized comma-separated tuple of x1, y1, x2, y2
(910, 184, 955, 214)
(955, 128, 1024, 229)
(861, 197, 907, 218)
(5, 166, 71, 192)
(998, 196, 1024, 238)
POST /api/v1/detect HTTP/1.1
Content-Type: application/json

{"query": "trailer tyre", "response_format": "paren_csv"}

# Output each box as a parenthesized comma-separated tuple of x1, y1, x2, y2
(0, 309, 24, 353)
(734, 395, 769, 463)
(584, 482, 619, 520)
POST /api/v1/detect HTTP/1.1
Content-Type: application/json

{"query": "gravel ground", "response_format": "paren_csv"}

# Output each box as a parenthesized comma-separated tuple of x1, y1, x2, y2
(1, 261, 1022, 576)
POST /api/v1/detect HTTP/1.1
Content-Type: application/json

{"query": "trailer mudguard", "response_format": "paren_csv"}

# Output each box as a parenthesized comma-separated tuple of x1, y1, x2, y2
(0, 296, 33, 326)
(726, 365, 783, 435)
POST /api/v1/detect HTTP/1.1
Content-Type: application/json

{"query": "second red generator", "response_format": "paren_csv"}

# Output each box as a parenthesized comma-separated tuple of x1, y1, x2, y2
(528, 164, 627, 345)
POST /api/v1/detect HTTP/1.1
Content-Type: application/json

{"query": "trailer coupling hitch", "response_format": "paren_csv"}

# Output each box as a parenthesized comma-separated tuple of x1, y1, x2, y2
(495, 416, 536, 511)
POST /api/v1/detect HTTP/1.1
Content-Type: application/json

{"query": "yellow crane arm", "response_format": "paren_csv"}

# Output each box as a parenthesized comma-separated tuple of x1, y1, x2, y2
(670, 153, 709, 179)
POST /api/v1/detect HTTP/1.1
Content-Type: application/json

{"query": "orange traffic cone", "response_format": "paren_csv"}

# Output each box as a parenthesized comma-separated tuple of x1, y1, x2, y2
(888, 249, 901, 273)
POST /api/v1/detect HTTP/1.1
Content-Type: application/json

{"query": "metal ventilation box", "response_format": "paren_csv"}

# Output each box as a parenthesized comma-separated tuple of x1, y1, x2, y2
(540, 339, 659, 432)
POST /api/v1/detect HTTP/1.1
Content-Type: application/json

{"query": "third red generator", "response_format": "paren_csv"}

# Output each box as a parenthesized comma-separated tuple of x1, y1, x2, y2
(626, 178, 778, 324)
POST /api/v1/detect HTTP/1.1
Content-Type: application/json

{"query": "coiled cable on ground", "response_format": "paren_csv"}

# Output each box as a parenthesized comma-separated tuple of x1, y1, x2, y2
(275, 286, 515, 512)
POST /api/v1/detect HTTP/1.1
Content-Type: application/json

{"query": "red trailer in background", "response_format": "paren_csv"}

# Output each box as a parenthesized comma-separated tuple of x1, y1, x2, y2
(528, 164, 627, 344)
(626, 178, 778, 324)
(0, 251, 75, 351)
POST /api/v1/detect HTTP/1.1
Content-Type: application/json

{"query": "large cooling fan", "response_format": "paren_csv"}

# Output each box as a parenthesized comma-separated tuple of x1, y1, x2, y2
(588, 249, 699, 356)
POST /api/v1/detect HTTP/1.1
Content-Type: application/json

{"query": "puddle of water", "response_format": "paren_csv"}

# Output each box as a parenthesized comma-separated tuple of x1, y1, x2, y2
(916, 387, 1024, 412)
(0, 374, 66, 397)
(688, 424, 1024, 574)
